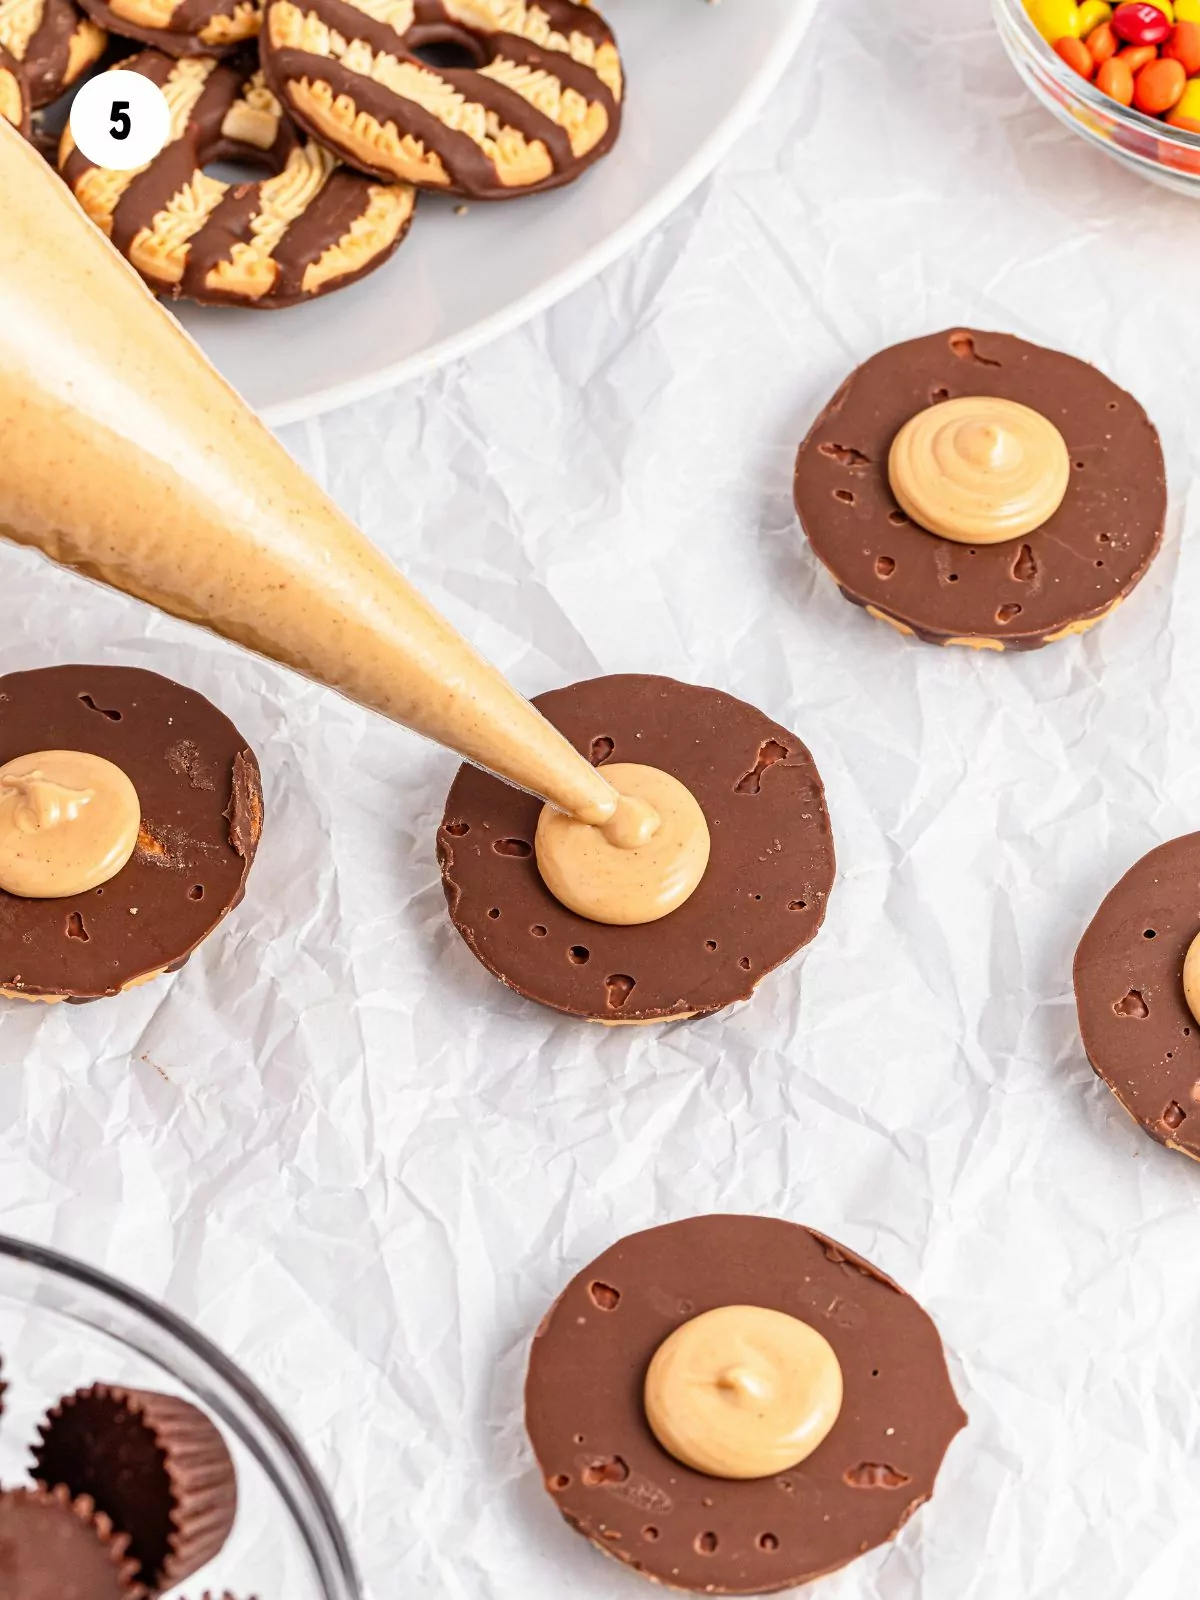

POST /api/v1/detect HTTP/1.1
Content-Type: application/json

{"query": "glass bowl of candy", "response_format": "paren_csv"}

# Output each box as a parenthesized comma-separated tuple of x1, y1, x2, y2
(0, 1233, 360, 1600)
(995, 0, 1200, 194)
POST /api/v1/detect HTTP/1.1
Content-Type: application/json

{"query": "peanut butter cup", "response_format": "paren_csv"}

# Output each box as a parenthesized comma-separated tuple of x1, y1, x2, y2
(33, 1383, 238, 1591)
(437, 674, 835, 1023)
(526, 1216, 967, 1594)
(794, 329, 1166, 651)
(0, 664, 262, 1002)
(0, 1484, 143, 1600)
(1075, 833, 1200, 1162)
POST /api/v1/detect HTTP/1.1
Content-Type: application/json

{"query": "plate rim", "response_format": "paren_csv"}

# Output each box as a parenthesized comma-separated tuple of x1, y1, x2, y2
(259, 0, 819, 426)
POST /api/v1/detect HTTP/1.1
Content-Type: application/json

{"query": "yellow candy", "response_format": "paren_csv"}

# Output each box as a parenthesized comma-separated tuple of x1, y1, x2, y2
(1029, 0, 1083, 39)
(1176, 0, 1200, 20)
(1168, 78, 1200, 125)
(1140, 0, 1175, 16)
(1076, 0, 1112, 30)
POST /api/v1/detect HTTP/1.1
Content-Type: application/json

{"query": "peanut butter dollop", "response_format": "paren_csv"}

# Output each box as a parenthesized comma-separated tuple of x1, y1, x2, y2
(888, 396, 1070, 545)
(0, 121, 621, 830)
(0, 750, 140, 897)
(535, 763, 709, 925)
(644, 1305, 844, 1480)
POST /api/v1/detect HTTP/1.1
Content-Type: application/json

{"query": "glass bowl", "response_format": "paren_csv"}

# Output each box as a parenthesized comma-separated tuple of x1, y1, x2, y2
(994, 0, 1200, 195)
(0, 1234, 360, 1600)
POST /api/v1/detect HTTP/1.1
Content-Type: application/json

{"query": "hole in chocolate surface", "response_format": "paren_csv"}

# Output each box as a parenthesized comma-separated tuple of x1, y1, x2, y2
(581, 1456, 628, 1487)
(887, 509, 909, 526)
(833, 488, 855, 504)
(531, 924, 547, 938)
(1163, 1101, 1186, 1130)
(738, 956, 751, 971)
(1096, 560, 1104, 568)
(788, 900, 807, 911)
(818, 441, 871, 467)
(487, 907, 501, 919)
(752, 893, 762, 901)
(66, 912, 89, 942)
(590, 737, 615, 766)
(444, 821, 469, 836)
(696, 1532, 719, 1554)
(1076, 461, 1085, 470)
(493, 838, 532, 858)
(1107, 400, 1119, 411)
(78, 692, 121, 721)
(1099, 533, 1111, 542)
(1144, 929, 1157, 939)
(574, 1433, 586, 1444)
(705, 939, 717, 952)
(871, 1368, 880, 1377)
(1013, 544, 1037, 582)
(947, 573, 958, 583)
(735, 740, 788, 795)
(996, 604, 1022, 624)
(605, 974, 635, 1009)
(548, 1474, 571, 1492)
(929, 385, 950, 403)
(875, 556, 896, 578)
(188, 885, 204, 901)
(641, 1526, 660, 1542)
(948, 332, 1000, 366)
(588, 1281, 620, 1310)
(844, 1463, 911, 1489)
(1114, 989, 1149, 1018)
(569, 946, 590, 965)
(758, 1533, 779, 1552)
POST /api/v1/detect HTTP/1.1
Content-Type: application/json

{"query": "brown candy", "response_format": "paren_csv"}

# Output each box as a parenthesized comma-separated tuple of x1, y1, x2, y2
(438, 673, 836, 1023)
(33, 1383, 238, 1591)
(0, 1485, 144, 1600)
(793, 329, 1166, 650)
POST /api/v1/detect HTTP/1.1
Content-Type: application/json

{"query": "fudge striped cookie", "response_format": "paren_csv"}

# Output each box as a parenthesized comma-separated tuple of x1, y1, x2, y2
(76, 0, 258, 56)
(0, 42, 29, 132)
(0, 0, 105, 109)
(260, 0, 623, 198)
(60, 51, 416, 308)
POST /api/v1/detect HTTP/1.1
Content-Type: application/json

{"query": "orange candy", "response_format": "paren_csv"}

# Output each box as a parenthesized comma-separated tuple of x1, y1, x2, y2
(1118, 42, 1160, 68)
(1086, 20, 1120, 61)
(1055, 34, 1096, 73)
(1097, 54, 1137, 99)
(1134, 54, 1187, 109)
(1163, 18, 1200, 71)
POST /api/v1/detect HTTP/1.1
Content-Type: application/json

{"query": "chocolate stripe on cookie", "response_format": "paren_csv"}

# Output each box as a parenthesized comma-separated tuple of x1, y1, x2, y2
(1, 0, 105, 108)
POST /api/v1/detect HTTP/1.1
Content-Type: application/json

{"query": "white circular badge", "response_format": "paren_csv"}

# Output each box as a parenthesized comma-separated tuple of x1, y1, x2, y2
(69, 70, 171, 171)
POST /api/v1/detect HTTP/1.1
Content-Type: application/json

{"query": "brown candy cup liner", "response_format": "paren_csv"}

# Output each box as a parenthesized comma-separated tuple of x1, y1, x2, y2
(0, 1482, 147, 1598)
(33, 1383, 237, 1590)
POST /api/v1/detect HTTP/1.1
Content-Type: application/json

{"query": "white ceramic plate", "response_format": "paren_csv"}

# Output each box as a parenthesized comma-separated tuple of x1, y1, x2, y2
(174, 0, 818, 424)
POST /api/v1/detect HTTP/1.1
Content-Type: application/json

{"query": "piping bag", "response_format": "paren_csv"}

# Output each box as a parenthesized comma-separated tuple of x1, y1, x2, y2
(0, 120, 621, 827)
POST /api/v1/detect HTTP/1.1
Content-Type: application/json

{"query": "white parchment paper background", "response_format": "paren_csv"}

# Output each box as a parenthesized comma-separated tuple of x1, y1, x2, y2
(4, 1, 1200, 1595)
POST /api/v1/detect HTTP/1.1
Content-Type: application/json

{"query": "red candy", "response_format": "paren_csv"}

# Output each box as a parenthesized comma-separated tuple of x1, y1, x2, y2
(1112, 3, 1173, 45)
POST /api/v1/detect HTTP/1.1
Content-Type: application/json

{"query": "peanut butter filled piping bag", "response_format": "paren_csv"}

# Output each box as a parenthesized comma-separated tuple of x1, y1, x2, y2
(0, 123, 620, 826)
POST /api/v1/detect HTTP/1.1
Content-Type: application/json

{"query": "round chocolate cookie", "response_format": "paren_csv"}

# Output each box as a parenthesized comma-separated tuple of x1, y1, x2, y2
(0, 664, 263, 1001)
(60, 53, 415, 309)
(76, 0, 256, 57)
(0, 0, 105, 109)
(34, 1383, 237, 1590)
(0, 42, 29, 133)
(437, 675, 835, 1024)
(1074, 834, 1200, 1162)
(525, 1216, 967, 1595)
(0, 1486, 141, 1599)
(793, 329, 1166, 651)
(260, 0, 623, 199)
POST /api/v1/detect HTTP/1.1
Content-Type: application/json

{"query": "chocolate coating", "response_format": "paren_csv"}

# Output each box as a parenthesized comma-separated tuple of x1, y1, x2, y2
(793, 329, 1166, 650)
(437, 674, 835, 1023)
(1, 0, 105, 108)
(75, 0, 254, 57)
(33, 1383, 238, 1590)
(1075, 834, 1200, 1161)
(0, 665, 262, 1000)
(0, 1486, 140, 1599)
(525, 1216, 967, 1595)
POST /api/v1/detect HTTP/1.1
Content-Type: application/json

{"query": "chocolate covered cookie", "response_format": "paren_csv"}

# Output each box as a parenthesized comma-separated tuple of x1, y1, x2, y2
(526, 1216, 966, 1595)
(33, 1383, 237, 1591)
(794, 329, 1166, 651)
(0, 1485, 142, 1600)
(437, 674, 835, 1023)
(1075, 833, 1200, 1162)
(0, 42, 28, 133)
(60, 52, 416, 309)
(0, 0, 105, 109)
(260, 0, 623, 198)
(77, 0, 256, 55)
(0, 664, 262, 1001)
